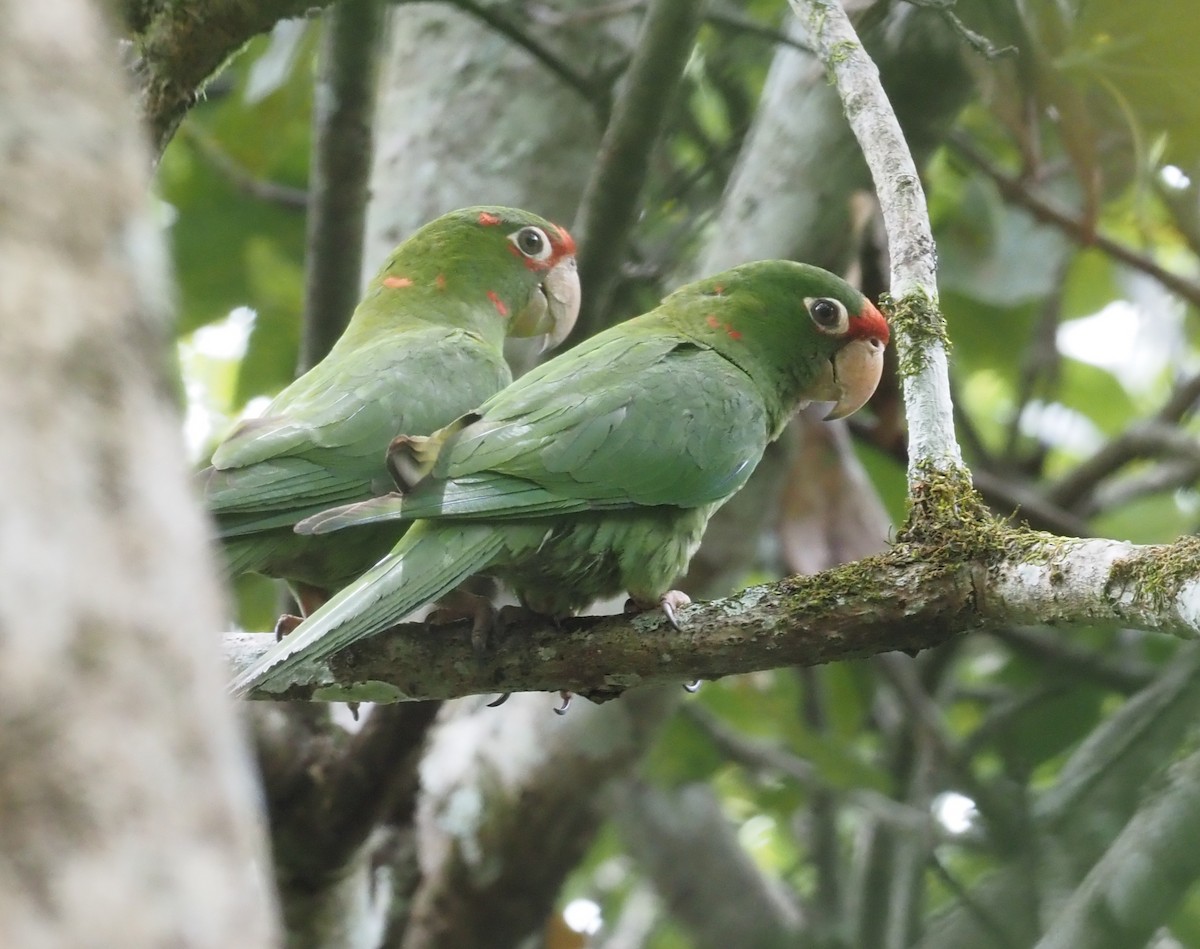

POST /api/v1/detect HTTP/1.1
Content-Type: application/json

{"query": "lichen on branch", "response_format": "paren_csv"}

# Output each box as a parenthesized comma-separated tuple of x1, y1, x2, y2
(789, 0, 960, 478)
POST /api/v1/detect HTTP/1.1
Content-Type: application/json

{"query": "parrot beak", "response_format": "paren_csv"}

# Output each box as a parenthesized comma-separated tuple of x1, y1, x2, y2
(509, 257, 581, 352)
(539, 257, 581, 351)
(822, 335, 886, 420)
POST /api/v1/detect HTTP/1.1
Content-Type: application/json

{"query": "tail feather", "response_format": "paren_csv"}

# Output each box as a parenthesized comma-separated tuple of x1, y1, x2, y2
(220, 535, 281, 579)
(296, 474, 594, 535)
(228, 521, 505, 697)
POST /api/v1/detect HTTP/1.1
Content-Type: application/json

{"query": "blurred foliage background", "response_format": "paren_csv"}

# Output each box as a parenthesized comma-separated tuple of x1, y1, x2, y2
(155, 0, 1200, 945)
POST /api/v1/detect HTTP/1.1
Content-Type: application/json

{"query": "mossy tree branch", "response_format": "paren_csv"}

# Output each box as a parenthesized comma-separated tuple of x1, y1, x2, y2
(789, 0, 960, 478)
(226, 509, 1200, 701)
(125, 0, 336, 155)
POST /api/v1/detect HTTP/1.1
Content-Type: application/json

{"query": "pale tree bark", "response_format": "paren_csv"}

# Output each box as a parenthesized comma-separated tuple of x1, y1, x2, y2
(0, 1, 276, 945)
(401, 690, 674, 948)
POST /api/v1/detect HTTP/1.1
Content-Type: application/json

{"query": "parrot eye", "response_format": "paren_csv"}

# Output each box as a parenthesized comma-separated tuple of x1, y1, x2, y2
(509, 226, 552, 261)
(805, 297, 849, 335)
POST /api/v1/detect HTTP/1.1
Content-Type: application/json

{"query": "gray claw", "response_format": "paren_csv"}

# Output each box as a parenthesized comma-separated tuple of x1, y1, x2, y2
(683, 680, 702, 693)
(486, 693, 511, 708)
(553, 692, 573, 716)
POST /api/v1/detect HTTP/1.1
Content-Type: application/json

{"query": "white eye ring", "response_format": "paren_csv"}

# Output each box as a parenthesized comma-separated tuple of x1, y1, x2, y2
(805, 296, 849, 335)
(509, 226, 553, 261)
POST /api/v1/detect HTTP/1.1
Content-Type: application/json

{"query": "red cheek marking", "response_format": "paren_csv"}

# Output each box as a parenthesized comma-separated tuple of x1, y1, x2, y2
(383, 276, 413, 289)
(706, 315, 721, 329)
(726, 328, 742, 341)
(435, 273, 447, 290)
(478, 211, 501, 226)
(713, 284, 724, 295)
(486, 290, 509, 317)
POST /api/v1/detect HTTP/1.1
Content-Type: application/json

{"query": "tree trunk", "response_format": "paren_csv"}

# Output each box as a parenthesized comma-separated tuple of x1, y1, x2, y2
(0, 2, 277, 944)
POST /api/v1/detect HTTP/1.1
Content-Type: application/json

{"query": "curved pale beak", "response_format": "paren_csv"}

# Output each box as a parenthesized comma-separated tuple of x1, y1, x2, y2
(823, 335, 886, 420)
(509, 257, 581, 352)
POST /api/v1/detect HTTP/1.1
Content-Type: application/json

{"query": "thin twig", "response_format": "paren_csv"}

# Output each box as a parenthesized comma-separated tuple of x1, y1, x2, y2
(705, 8, 812, 52)
(181, 124, 309, 209)
(1003, 262, 1068, 466)
(1046, 420, 1200, 511)
(797, 667, 844, 938)
(1088, 457, 1200, 516)
(989, 626, 1157, 695)
(681, 703, 930, 831)
(1156, 370, 1200, 425)
(928, 853, 1021, 949)
(451, 0, 603, 108)
(950, 134, 1200, 312)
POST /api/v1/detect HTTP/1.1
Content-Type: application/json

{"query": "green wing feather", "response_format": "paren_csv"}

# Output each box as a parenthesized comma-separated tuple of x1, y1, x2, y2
(205, 326, 510, 534)
(298, 327, 770, 533)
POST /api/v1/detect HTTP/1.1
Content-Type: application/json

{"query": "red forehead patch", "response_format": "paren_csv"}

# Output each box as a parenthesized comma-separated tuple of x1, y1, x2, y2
(478, 211, 502, 226)
(553, 223, 577, 255)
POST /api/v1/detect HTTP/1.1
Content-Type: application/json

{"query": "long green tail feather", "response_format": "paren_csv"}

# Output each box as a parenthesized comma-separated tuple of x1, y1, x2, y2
(228, 521, 505, 697)
(296, 474, 599, 535)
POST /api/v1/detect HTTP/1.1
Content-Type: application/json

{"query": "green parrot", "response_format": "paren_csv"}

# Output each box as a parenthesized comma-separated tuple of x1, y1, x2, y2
(229, 260, 889, 696)
(201, 206, 580, 619)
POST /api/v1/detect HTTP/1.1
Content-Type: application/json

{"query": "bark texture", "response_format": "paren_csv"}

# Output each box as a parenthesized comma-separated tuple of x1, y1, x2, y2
(0, 2, 276, 944)
(226, 527, 1200, 701)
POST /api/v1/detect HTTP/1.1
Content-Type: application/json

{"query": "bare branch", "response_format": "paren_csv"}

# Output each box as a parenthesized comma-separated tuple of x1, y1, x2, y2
(572, 0, 708, 338)
(950, 134, 1200, 312)
(299, 0, 385, 372)
(450, 0, 603, 108)
(1046, 420, 1200, 511)
(1035, 739, 1200, 949)
(612, 781, 804, 948)
(182, 124, 309, 209)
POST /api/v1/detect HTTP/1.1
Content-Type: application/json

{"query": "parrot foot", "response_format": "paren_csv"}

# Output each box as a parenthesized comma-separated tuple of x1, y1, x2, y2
(683, 680, 702, 693)
(273, 613, 303, 642)
(426, 590, 498, 658)
(624, 590, 692, 631)
(485, 690, 573, 714)
(497, 603, 564, 633)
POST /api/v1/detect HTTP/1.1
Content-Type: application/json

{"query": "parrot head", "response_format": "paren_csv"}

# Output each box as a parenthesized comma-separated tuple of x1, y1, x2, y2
(673, 260, 889, 427)
(802, 284, 889, 421)
(368, 206, 580, 351)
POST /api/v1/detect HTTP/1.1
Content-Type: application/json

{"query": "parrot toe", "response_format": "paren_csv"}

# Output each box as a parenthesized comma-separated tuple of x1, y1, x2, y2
(273, 613, 303, 641)
(553, 691, 573, 716)
(625, 590, 692, 630)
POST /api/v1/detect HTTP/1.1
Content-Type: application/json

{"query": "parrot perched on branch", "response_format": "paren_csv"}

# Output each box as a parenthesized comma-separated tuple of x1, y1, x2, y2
(201, 206, 580, 618)
(229, 260, 889, 697)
